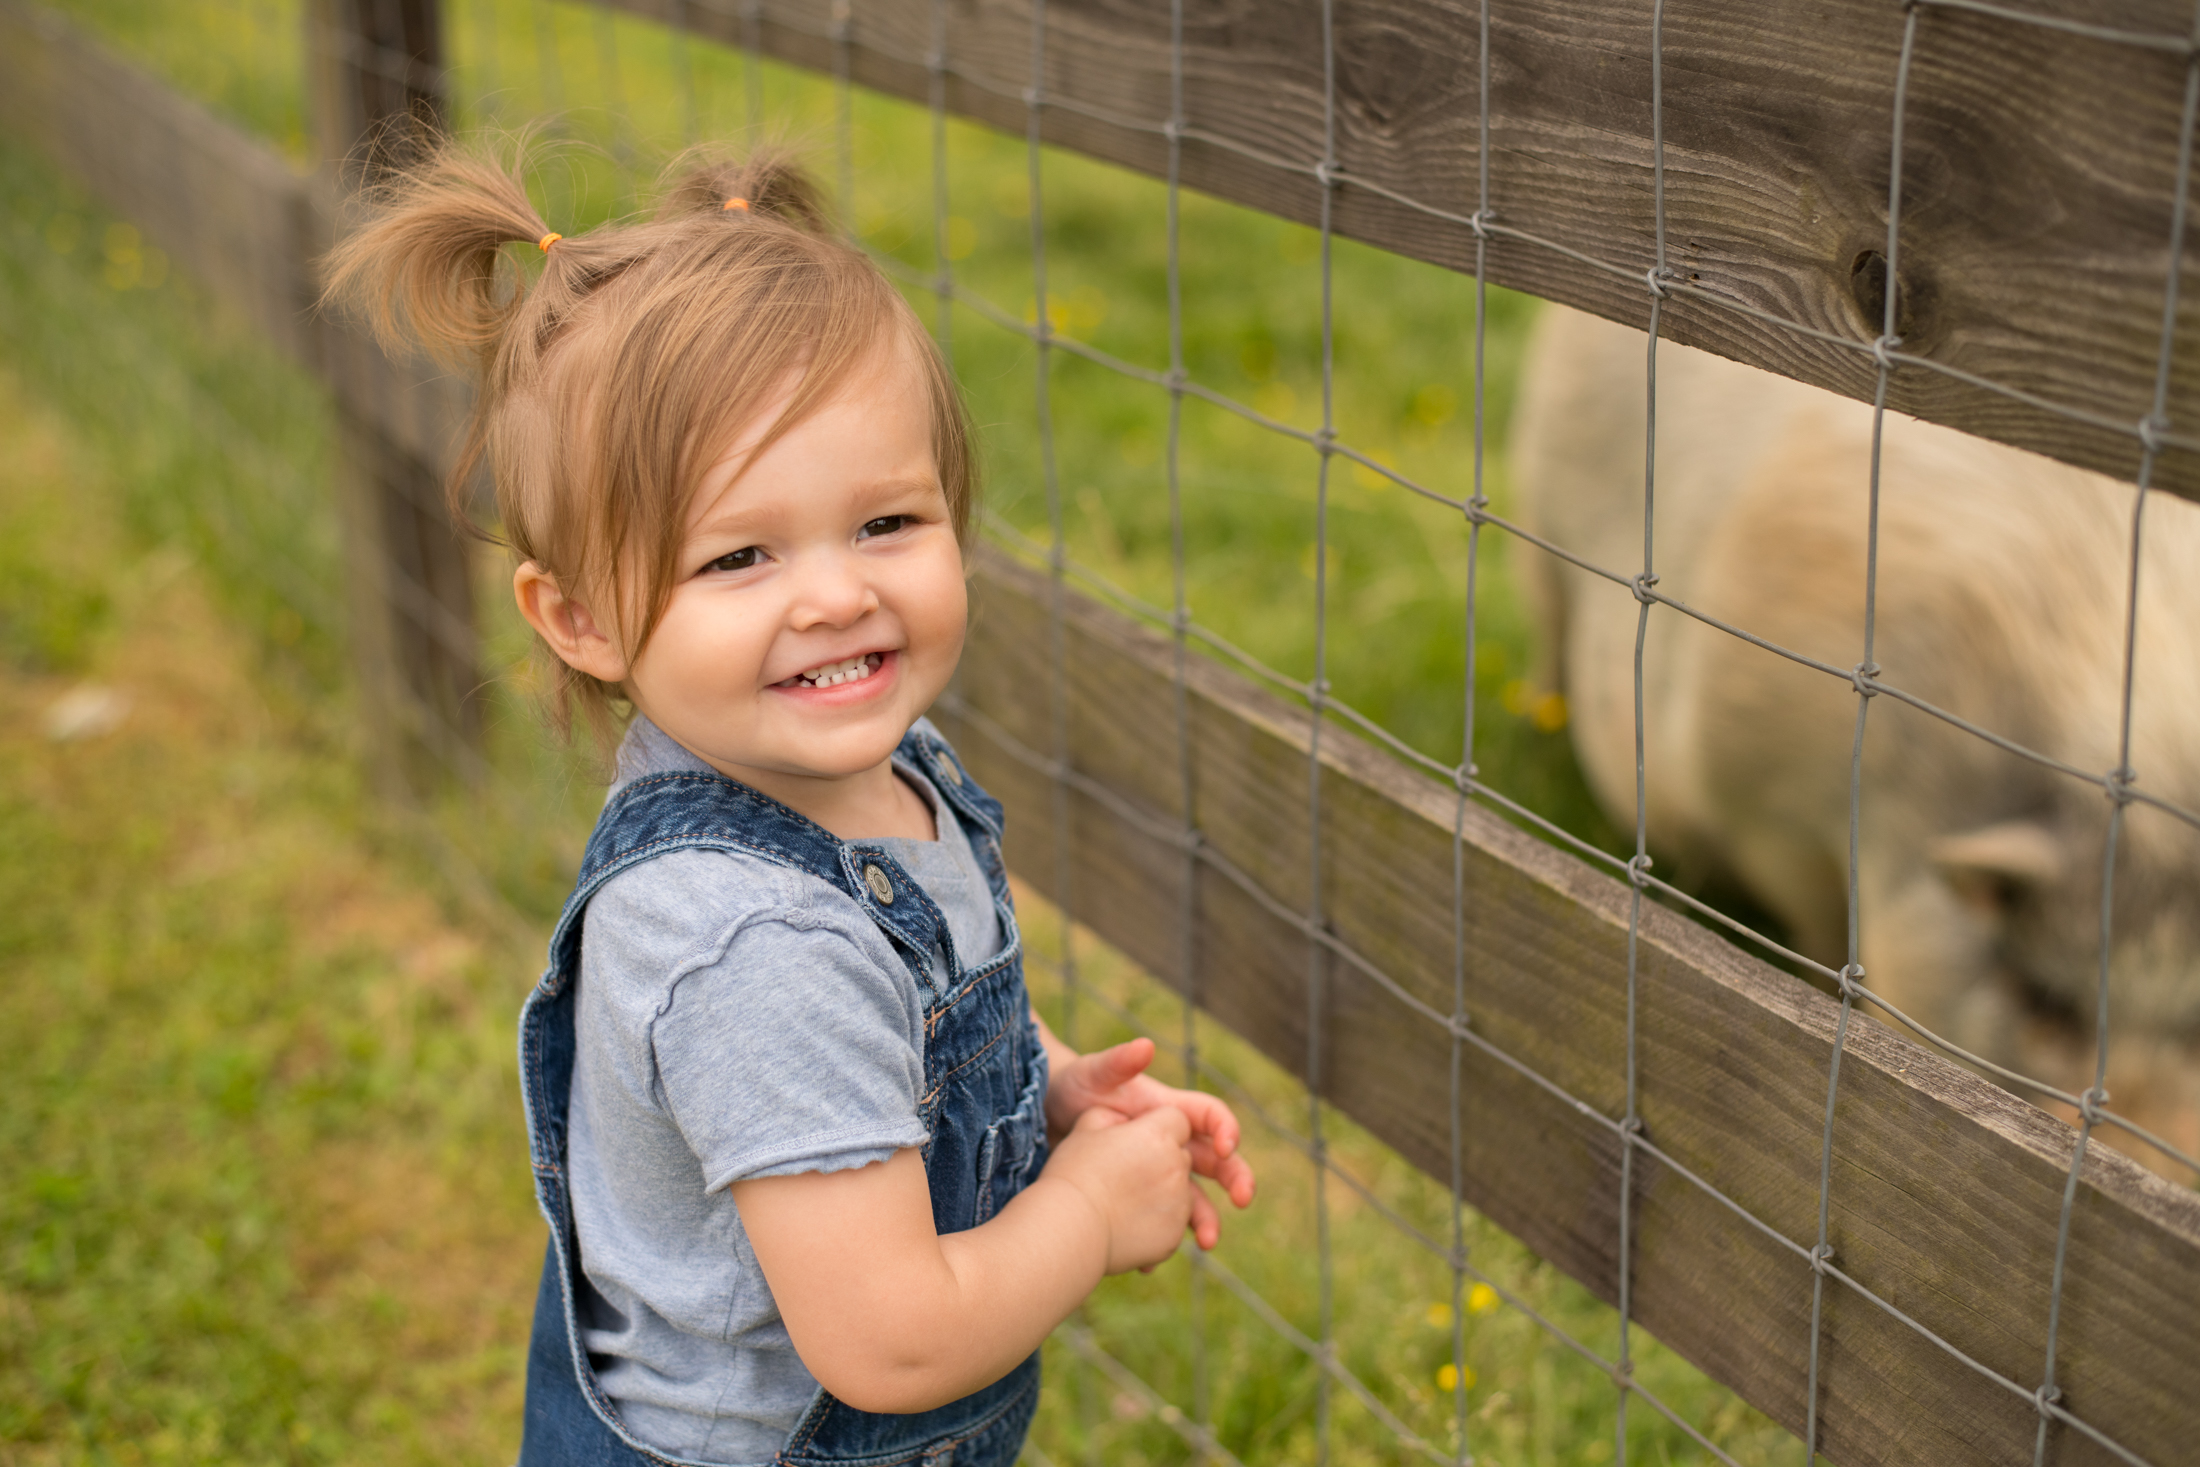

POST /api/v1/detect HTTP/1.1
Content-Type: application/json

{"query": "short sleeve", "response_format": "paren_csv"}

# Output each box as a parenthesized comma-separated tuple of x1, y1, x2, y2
(649, 913, 930, 1192)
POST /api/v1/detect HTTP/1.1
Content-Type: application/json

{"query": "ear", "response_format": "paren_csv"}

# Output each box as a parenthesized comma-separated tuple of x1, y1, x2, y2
(1929, 820, 2062, 912)
(514, 561, 630, 685)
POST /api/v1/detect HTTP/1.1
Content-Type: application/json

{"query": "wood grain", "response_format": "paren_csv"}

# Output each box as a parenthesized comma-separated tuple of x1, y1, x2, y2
(609, 0, 2200, 501)
(937, 546, 2200, 1467)
(10, 8, 2200, 1459)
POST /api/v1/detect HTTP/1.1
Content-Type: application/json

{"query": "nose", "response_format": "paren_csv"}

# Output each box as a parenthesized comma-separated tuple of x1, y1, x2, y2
(785, 543, 880, 631)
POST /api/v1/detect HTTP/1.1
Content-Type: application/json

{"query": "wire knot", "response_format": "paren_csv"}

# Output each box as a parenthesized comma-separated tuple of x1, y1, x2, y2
(1313, 160, 1341, 188)
(1626, 852, 1654, 888)
(1809, 1243, 1836, 1274)
(1454, 761, 1478, 792)
(1630, 572, 1661, 605)
(1313, 427, 1339, 452)
(1448, 1013, 1475, 1041)
(2138, 413, 2170, 456)
(1836, 963, 1867, 1002)
(1468, 208, 1495, 241)
(2078, 1086, 2111, 1126)
(1871, 333, 1903, 371)
(2034, 1383, 2064, 1417)
(1162, 118, 1185, 142)
(1164, 367, 1190, 392)
(1850, 661, 1881, 698)
(1620, 1116, 1645, 1140)
(2104, 765, 2137, 807)
(1022, 85, 1041, 108)
(1644, 266, 1673, 300)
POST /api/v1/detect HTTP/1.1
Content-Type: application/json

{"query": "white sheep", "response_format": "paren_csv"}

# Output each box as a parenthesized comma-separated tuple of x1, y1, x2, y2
(1511, 305, 2200, 1172)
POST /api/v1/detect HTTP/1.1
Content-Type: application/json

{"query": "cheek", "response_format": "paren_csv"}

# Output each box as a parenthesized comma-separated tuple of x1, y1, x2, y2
(633, 593, 775, 695)
(902, 546, 968, 656)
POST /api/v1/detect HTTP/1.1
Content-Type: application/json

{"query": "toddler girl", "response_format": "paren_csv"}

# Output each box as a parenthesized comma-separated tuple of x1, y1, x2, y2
(326, 143, 1255, 1467)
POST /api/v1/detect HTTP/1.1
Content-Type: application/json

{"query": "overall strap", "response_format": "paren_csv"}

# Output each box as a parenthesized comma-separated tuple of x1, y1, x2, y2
(536, 726, 984, 999)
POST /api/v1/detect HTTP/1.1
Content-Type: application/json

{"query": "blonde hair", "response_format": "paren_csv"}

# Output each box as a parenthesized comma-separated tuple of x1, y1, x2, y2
(321, 137, 976, 749)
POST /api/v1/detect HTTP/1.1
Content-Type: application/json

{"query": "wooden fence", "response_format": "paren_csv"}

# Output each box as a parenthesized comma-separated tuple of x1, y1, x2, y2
(4, 2, 2197, 1464)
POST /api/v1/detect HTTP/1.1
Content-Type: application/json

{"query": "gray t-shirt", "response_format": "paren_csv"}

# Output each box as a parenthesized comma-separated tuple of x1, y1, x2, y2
(568, 716, 1005, 1465)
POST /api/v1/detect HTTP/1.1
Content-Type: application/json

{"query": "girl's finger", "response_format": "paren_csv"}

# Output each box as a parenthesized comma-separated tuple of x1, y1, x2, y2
(1085, 1037, 1155, 1091)
(1070, 1103, 1130, 1133)
(1188, 1183, 1222, 1250)
(1215, 1152, 1257, 1208)
(1175, 1091, 1240, 1157)
(1183, 1138, 1254, 1203)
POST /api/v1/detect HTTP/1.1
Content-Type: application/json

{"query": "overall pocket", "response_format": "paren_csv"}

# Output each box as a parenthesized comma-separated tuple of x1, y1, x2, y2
(971, 1052, 1048, 1225)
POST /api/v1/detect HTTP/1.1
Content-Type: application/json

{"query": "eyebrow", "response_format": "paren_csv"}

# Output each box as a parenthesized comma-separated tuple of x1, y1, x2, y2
(686, 473, 946, 537)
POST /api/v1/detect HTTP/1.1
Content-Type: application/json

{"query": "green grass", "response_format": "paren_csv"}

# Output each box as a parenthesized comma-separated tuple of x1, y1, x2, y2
(0, 139, 545, 1465)
(3, 6, 1788, 1464)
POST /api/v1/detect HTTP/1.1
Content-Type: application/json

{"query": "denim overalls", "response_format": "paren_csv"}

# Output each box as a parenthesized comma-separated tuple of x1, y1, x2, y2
(516, 726, 1048, 1467)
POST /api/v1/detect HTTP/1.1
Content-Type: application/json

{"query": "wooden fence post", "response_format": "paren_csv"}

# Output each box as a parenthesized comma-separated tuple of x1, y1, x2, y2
(306, 0, 483, 794)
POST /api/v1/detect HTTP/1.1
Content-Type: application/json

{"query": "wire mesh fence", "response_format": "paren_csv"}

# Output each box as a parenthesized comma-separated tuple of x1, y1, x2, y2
(5, 0, 2199, 1463)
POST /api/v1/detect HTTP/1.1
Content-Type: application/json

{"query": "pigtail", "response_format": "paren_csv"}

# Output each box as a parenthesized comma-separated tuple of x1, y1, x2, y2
(656, 145, 837, 236)
(320, 134, 559, 372)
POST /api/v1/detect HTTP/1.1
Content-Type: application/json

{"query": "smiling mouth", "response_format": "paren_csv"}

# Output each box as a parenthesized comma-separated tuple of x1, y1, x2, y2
(782, 652, 886, 688)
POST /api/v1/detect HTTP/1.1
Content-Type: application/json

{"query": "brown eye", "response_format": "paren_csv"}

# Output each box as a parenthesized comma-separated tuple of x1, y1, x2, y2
(858, 516, 910, 540)
(707, 546, 763, 572)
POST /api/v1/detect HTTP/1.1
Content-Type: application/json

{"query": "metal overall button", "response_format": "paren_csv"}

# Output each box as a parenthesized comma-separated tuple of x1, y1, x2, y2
(863, 863, 896, 904)
(934, 750, 964, 786)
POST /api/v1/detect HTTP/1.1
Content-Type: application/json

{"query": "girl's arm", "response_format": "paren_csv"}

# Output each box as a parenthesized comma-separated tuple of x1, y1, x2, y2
(1036, 1018, 1258, 1213)
(731, 1103, 1194, 1415)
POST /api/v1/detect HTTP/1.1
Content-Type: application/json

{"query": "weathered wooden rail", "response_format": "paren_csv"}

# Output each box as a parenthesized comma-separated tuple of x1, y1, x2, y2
(603, 0, 2200, 504)
(5, 3, 2198, 1463)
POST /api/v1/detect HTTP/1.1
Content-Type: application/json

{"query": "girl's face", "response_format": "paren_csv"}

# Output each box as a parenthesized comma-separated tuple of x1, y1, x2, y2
(621, 333, 966, 801)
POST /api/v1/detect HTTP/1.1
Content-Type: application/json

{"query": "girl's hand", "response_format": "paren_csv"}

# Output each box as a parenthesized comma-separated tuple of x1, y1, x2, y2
(1042, 1104, 1204, 1272)
(1038, 1024, 1258, 1227)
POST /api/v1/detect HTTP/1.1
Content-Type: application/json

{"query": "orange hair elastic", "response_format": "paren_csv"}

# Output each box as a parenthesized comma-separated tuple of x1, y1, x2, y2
(537, 232, 563, 252)
(723, 197, 750, 212)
